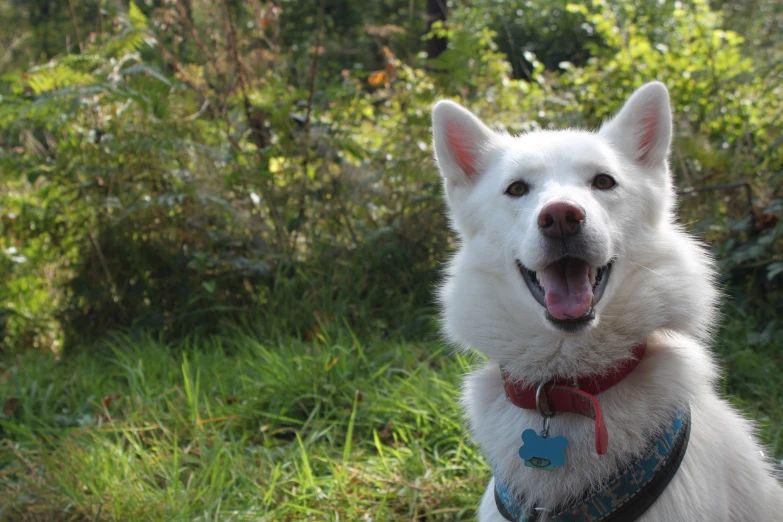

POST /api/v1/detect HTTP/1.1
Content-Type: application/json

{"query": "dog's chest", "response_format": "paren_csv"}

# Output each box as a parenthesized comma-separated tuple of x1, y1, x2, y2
(462, 365, 676, 511)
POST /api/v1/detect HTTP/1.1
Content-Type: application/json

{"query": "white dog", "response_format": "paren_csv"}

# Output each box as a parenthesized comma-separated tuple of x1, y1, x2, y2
(432, 82, 783, 521)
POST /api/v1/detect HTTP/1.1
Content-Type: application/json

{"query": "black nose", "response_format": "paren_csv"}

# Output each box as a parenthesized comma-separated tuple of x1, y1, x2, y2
(538, 201, 586, 239)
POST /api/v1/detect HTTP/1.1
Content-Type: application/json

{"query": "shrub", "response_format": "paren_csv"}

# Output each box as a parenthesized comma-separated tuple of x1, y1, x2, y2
(0, 0, 780, 351)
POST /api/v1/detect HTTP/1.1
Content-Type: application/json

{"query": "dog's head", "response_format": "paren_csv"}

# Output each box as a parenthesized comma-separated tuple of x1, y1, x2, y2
(434, 82, 718, 378)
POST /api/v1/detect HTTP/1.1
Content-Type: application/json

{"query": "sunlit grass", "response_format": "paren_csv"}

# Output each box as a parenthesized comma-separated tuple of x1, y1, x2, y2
(0, 310, 780, 521)
(0, 327, 486, 521)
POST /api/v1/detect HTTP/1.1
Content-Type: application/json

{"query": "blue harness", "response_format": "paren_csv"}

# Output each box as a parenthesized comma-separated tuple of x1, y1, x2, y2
(495, 408, 691, 522)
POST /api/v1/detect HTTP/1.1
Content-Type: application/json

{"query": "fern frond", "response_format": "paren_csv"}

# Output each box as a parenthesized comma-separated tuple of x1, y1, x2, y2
(128, 1, 149, 30)
(122, 63, 172, 86)
(26, 65, 97, 94)
(104, 29, 149, 58)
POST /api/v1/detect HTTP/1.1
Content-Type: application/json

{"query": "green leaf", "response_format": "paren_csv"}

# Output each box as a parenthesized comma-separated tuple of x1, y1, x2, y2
(767, 262, 783, 282)
(128, 1, 148, 29)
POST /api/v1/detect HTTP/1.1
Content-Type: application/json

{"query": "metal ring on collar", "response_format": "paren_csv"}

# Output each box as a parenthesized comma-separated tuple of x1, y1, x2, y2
(535, 381, 555, 418)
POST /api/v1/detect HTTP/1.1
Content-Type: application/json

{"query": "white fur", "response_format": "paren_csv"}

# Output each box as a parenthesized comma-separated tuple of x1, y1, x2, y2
(433, 82, 783, 521)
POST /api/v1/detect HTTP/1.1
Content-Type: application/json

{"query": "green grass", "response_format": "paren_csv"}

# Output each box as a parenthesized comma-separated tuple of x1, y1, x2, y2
(0, 311, 781, 521)
(0, 326, 486, 521)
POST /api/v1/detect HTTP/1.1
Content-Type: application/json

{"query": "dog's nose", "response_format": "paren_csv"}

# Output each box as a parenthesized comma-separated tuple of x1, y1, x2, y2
(538, 201, 585, 238)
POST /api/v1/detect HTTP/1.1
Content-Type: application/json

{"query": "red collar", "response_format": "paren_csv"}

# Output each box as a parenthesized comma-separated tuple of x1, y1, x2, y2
(500, 342, 647, 455)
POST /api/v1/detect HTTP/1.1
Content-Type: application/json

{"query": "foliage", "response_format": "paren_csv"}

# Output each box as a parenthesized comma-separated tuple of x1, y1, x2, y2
(0, 0, 781, 351)
(559, 0, 783, 298)
(0, 0, 445, 350)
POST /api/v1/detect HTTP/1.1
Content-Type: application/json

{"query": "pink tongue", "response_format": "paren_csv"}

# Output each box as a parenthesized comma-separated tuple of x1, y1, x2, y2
(539, 258, 593, 320)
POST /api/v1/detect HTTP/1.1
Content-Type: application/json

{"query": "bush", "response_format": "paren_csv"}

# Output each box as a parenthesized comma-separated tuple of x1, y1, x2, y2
(0, 0, 780, 352)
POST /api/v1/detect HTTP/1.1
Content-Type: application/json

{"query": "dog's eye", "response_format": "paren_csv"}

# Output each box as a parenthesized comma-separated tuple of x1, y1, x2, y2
(592, 174, 617, 190)
(505, 181, 529, 197)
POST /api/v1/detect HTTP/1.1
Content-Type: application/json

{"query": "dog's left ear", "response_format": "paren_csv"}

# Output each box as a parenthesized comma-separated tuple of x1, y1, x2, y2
(432, 100, 498, 186)
(599, 82, 672, 168)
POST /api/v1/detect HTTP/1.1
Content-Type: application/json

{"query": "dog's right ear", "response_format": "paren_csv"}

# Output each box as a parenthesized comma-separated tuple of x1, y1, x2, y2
(432, 101, 497, 186)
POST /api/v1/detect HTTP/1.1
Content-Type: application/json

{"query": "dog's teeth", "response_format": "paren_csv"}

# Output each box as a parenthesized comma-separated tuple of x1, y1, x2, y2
(589, 267, 597, 285)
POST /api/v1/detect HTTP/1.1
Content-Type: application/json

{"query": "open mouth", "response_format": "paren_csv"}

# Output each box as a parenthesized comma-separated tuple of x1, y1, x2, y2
(517, 257, 613, 331)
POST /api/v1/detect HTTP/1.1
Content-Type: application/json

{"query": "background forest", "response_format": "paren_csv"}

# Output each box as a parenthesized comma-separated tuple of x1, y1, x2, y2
(0, 0, 781, 520)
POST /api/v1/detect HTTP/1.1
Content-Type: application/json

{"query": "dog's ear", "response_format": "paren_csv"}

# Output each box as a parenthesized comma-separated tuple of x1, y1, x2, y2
(599, 82, 672, 167)
(432, 101, 497, 185)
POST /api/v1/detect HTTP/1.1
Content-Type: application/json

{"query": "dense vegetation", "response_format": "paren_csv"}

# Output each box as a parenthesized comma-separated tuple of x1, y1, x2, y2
(0, 0, 781, 520)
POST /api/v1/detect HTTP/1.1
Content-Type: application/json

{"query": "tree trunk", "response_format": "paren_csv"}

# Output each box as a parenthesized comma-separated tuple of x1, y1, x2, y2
(425, 0, 447, 59)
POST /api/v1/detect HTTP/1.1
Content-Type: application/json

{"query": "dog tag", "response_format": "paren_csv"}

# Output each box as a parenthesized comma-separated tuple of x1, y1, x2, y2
(518, 429, 568, 471)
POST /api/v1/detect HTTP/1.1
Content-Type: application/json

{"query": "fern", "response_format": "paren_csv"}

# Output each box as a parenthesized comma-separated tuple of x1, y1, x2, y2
(121, 63, 172, 86)
(26, 65, 97, 95)
(58, 54, 104, 72)
(128, 1, 148, 30)
(103, 2, 152, 58)
(104, 28, 150, 58)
